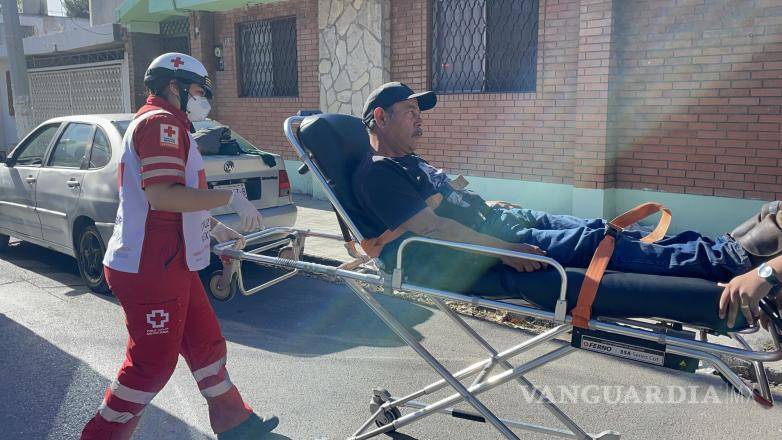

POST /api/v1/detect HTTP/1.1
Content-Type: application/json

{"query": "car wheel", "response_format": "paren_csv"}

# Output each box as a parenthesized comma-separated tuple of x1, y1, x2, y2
(0, 233, 8, 252)
(77, 224, 111, 295)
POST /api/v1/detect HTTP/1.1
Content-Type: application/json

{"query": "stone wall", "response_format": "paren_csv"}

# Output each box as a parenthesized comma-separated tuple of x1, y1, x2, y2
(318, 0, 390, 115)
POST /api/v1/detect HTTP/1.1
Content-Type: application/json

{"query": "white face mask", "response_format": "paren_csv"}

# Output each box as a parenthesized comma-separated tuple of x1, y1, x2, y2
(186, 94, 211, 121)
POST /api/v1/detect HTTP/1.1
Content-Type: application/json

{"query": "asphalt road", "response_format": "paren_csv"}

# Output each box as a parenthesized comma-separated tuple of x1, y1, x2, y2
(2, 239, 782, 439)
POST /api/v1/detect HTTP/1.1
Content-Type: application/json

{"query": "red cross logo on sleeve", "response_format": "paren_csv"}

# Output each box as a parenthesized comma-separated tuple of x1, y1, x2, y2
(170, 57, 185, 68)
(160, 124, 180, 148)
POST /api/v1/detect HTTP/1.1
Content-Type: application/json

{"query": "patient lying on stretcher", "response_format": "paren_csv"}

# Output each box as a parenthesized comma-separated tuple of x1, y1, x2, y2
(352, 82, 782, 331)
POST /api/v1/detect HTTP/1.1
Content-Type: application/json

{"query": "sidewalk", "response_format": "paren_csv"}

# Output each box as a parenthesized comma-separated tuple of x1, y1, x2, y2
(292, 194, 352, 263)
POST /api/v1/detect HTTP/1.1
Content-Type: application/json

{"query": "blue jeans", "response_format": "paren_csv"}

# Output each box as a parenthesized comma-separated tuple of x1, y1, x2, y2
(479, 207, 753, 282)
(482, 207, 607, 233)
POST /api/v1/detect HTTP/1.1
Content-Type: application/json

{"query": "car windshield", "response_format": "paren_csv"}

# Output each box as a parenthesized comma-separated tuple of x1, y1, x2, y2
(111, 119, 262, 154)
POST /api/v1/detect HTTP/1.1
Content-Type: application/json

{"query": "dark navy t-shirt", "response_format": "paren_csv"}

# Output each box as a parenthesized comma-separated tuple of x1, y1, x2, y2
(352, 153, 488, 264)
(353, 154, 437, 234)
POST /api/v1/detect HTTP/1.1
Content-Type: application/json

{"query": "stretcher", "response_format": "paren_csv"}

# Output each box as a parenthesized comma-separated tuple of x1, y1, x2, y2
(210, 112, 782, 440)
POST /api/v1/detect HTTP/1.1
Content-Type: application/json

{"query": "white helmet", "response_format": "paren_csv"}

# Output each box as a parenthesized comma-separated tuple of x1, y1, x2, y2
(144, 52, 213, 99)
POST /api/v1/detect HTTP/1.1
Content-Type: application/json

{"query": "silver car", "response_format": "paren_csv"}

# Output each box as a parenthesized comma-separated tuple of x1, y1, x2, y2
(0, 114, 296, 293)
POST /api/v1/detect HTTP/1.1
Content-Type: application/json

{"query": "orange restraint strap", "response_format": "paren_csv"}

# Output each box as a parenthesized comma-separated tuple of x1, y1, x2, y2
(570, 202, 672, 329)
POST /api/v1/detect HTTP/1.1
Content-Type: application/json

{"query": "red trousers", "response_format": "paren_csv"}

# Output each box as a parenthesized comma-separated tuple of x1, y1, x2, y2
(81, 219, 252, 439)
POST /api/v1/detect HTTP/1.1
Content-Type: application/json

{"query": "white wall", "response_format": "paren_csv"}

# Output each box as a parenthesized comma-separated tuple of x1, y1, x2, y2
(21, 0, 46, 15)
(89, 0, 124, 26)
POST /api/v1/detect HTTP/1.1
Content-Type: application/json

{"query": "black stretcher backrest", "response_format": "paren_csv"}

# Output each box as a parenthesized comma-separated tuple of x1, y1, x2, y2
(296, 113, 376, 239)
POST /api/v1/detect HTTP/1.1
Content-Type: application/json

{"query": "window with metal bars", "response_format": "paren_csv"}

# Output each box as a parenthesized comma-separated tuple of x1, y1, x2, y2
(160, 17, 190, 55)
(237, 16, 298, 98)
(430, 0, 539, 94)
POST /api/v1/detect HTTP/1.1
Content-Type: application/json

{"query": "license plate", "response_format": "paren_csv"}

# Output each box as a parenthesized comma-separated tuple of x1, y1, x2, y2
(215, 183, 247, 199)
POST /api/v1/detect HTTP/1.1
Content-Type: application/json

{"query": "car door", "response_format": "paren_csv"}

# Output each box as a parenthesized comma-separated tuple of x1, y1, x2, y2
(0, 123, 62, 240)
(35, 122, 95, 249)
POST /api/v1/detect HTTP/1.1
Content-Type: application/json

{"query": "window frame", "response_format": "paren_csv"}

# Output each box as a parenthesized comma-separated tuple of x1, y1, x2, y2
(85, 126, 113, 170)
(235, 15, 299, 98)
(429, 0, 540, 95)
(8, 123, 64, 168)
(45, 122, 97, 170)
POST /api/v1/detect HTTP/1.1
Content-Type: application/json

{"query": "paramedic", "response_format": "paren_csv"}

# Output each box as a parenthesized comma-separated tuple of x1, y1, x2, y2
(80, 53, 278, 439)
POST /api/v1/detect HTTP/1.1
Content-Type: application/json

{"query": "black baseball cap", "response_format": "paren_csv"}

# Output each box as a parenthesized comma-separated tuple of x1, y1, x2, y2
(362, 82, 437, 126)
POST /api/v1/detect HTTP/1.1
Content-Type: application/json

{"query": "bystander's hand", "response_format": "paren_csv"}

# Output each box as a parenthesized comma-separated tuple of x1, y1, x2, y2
(718, 271, 772, 328)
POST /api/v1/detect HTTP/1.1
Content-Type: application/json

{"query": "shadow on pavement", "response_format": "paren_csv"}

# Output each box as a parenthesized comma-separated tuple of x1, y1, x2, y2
(0, 240, 117, 303)
(1, 240, 85, 286)
(0, 312, 213, 439)
(2, 237, 433, 359)
(211, 265, 434, 357)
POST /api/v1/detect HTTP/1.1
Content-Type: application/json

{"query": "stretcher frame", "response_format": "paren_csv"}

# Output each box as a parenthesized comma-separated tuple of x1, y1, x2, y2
(210, 115, 782, 440)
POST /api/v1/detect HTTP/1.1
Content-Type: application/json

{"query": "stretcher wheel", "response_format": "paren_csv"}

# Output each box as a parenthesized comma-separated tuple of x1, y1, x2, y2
(370, 389, 401, 429)
(208, 270, 238, 302)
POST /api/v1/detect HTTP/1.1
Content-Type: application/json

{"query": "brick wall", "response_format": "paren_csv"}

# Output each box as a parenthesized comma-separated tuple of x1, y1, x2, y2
(573, 0, 615, 189)
(392, 0, 782, 199)
(210, 0, 319, 160)
(391, 0, 581, 184)
(125, 32, 162, 111)
(610, 0, 782, 200)
(190, 12, 216, 82)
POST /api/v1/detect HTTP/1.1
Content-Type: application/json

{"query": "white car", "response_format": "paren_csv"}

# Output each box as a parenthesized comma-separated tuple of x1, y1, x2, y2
(0, 114, 296, 293)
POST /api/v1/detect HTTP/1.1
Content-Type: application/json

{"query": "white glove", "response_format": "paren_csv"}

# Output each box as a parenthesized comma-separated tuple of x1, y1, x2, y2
(228, 192, 263, 233)
(210, 222, 246, 249)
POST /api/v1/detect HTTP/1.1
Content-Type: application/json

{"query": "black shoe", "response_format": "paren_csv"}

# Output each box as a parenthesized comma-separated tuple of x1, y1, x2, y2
(731, 201, 782, 260)
(217, 413, 280, 439)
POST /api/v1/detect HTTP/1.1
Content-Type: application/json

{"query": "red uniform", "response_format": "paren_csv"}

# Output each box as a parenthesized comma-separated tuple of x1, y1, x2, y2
(81, 96, 253, 439)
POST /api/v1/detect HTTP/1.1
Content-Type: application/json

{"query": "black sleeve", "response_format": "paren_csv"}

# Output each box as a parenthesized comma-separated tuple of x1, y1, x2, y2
(357, 161, 429, 231)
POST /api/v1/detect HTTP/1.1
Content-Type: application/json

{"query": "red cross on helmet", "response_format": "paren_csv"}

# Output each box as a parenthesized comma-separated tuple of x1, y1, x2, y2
(143, 52, 213, 99)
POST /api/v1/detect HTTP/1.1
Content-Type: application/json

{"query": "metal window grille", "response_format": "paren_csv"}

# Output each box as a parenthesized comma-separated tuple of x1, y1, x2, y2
(160, 17, 190, 55)
(237, 16, 298, 97)
(431, 0, 539, 94)
(26, 48, 124, 69)
(29, 64, 125, 125)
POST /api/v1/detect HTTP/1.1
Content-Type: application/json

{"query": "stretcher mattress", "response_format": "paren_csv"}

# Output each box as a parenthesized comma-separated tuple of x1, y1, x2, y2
(491, 267, 749, 334)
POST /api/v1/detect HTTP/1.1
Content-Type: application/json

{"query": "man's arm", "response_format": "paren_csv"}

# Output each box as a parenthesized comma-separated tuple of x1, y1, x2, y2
(358, 160, 544, 272)
(485, 200, 522, 210)
(719, 254, 782, 328)
(401, 206, 546, 272)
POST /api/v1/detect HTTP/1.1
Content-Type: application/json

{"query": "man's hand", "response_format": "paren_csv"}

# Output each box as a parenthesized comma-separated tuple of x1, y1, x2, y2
(210, 222, 246, 250)
(718, 270, 772, 329)
(499, 242, 547, 272)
